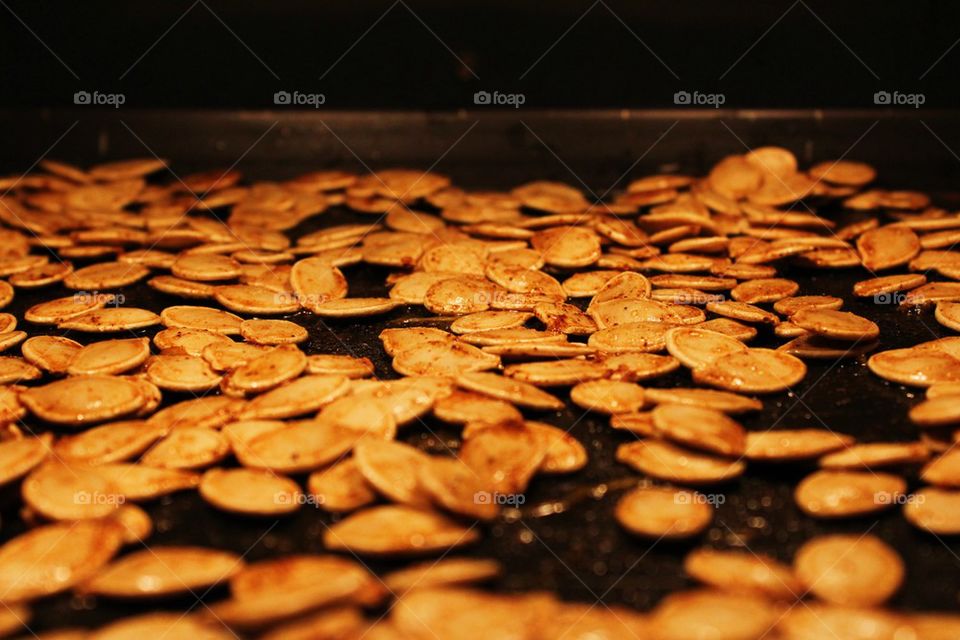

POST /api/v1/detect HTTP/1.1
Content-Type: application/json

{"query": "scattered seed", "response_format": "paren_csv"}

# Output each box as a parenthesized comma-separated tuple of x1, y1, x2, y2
(693, 348, 807, 393)
(615, 486, 713, 539)
(652, 404, 747, 456)
(684, 548, 802, 600)
(200, 467, 301, 516)
(82, 546, 242, 598)
(795, 470, 906, 518)
(794, 534, 903, 607)
(322, 505, 480, 555)
(617, 440, 745, 484)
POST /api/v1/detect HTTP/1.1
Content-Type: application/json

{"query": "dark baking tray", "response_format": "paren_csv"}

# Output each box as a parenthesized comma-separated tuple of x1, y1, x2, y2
(2, 108, 960, 632)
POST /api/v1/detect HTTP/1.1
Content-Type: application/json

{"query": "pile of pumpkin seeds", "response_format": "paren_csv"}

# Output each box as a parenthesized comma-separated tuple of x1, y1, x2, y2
(0, 151, 956, 638)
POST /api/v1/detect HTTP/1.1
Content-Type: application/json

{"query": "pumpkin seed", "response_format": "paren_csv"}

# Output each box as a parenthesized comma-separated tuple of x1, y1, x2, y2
(794, 534, 903, 607)
(59, 307, 160, 332)
(160, 305, 243, 334)
(312, 297, 401, 317)
(90, 613, 233, 639)
(868, 347, 960, 387)
(63, 262, 149, 290)
(792, 308, 879, 341)
(745, 429, 854, 461)
(683, 548, 801, 600)
(730, 278, 799, 303)
(148, 275, 216, 298)
(773, 295, 844, 317)
(820, 441, 928, 470)
(384, 558, 501, 593)
(450, 310, 531, 334)
(561, 271, 620, 297)
(615, 486, 713, 539)
(705, 300, 779, 325)
(461, 421, 545, 494)
(306, 458, 376, 513)
(530, 226, 601, 267)
(240, 421, 361, 473)
(94, 463, 200, 500)
(504, 358, 608, 386)
(775, 604, 904, 640)
(616, 440, 745, 484)
(22, 462, 121, 520)
(21, 375, 147, 425)
(306, 354, 374, 378)
(649, 589, 781, 640)
(588, 322, 672, 353)
(644, 387, 762, 413)
(0, 435, 51, 487)
(935, 301, 960, 332)
(322, 505, 480, 555)
(526, 421, 589, 473)
(353, 439, 430, 506)
(610, 411, 656, 435)
(199, 467, 302, 516)
(570, 380, 645, 414)
(417, 456, 500, 521)
(457, 371, 563, 410)
(393, 340, 499, 377)
(82, 546, 242, 598)
(809, 160, 876, 186)
(140, 428, 230, 469)
(920, 449, 960, 487)
(67, 338, 151, 376)
(857, 225, 921, 270)
(652, 404, 747, 456)
(795, 470, 906, 518)
(693, 348, 807, 393)
(21, 336, 81, 374)
(0, 519, 123, 602)
(54, 420, 166, 465)
(145, 354, 222, 392)
(240, 374, 349, 420)
(433, 389, 523, 424)
(664, 327, 748, 370)
(225, 345, 307, 393)
(904, 487, 960, 534)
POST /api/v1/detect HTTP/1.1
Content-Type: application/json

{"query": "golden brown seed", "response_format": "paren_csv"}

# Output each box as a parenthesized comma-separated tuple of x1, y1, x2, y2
(853, 273, 927, 297)
(24, 294, 113, 325)
(21, 375, 146, 425)
(171, 253, 241, 281)
(90, 613, 234, 639)
(616, 440, 745, 484)
(432, 389, 522, 424)
(693, 348, 807, 394)
(199, 467, 301, 516)
(306, 458, 376, 513)
(615, 486, 713, 539)
(63, 261, 149, 290)
(94, 463, 200, 500)
(809, 159, 876, 186)
(791, 308, 879, 341)
(22, 462, 121, 521)
(225, 344, 307, 393)
(240, 374, 349, 420)
(323, 505, 480, 556)
(153, 327, 233, 356)
(0, 435, 51, 487)
(935, 301, 960, 332)
(140, 428, 230, 469)
(588, 322, 671, 353)
(82, 546, 242, 597)
(311, 297, 400, 317)
(745, 429, 854, 461)
(683, 548, 802, 600)
(456, 371, 563, 410)
(773, 295, 844, 317)
(450, 310, 532, 334)
(775, 604, 905, 640)
(921, 449, 960, 488)
(503, 358, 608, 386)
(461, 421, 545, 494)
(68, 338, 151, 376)
(148, 275, 216, 298)
(644, 387, 762, 414)
(213, 284, 301, 315)
(569, 380, 645, 414)
(857, 225, 920, 270)
(58, 307, 161, 332)
(417, 456, 500, 521)
(909, 396, 960, 428)
(160, 305, 243, 334)
(648, 589, 782, 640)
(0, 519, 124, 602)
(383, 557, 501, 593)
(530, 226, 602, 267)
(561, 270, 620, 297)
(820, 441, 929, 470)
(794, 470, 906, 518)
(730, 278, 799, 303)
(651, 404, 747, 456)
(146, 354, 222, 392)
(904, 487, 960, 534)
(610, 411, 656, 435)
(794, 534, 903, 607)
(306, 354, 374, 378)
(868, 347, 960, 387)
(54, 420, 166, 465)
(706, 300, 779, 325)
(353, 439, 430, 507)
(778, 333, 879, 359)
(393, 340, 499, 377)
(664, 327, 748, 370)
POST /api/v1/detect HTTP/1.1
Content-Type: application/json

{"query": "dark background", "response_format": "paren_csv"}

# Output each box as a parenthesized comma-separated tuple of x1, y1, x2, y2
(1, 0, 958, 109)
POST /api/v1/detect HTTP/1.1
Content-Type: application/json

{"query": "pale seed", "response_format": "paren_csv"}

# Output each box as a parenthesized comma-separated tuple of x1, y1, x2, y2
(652, 404, 747, 456)
(794, 534, 903, 607)
(794, 470, 906, 518)
(616, 440, 745, 484)
(322, 505, 480, 556)
(82, 546, 242, 598)
(199, 467, 301, 516)
(615, 486, 713, 539)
